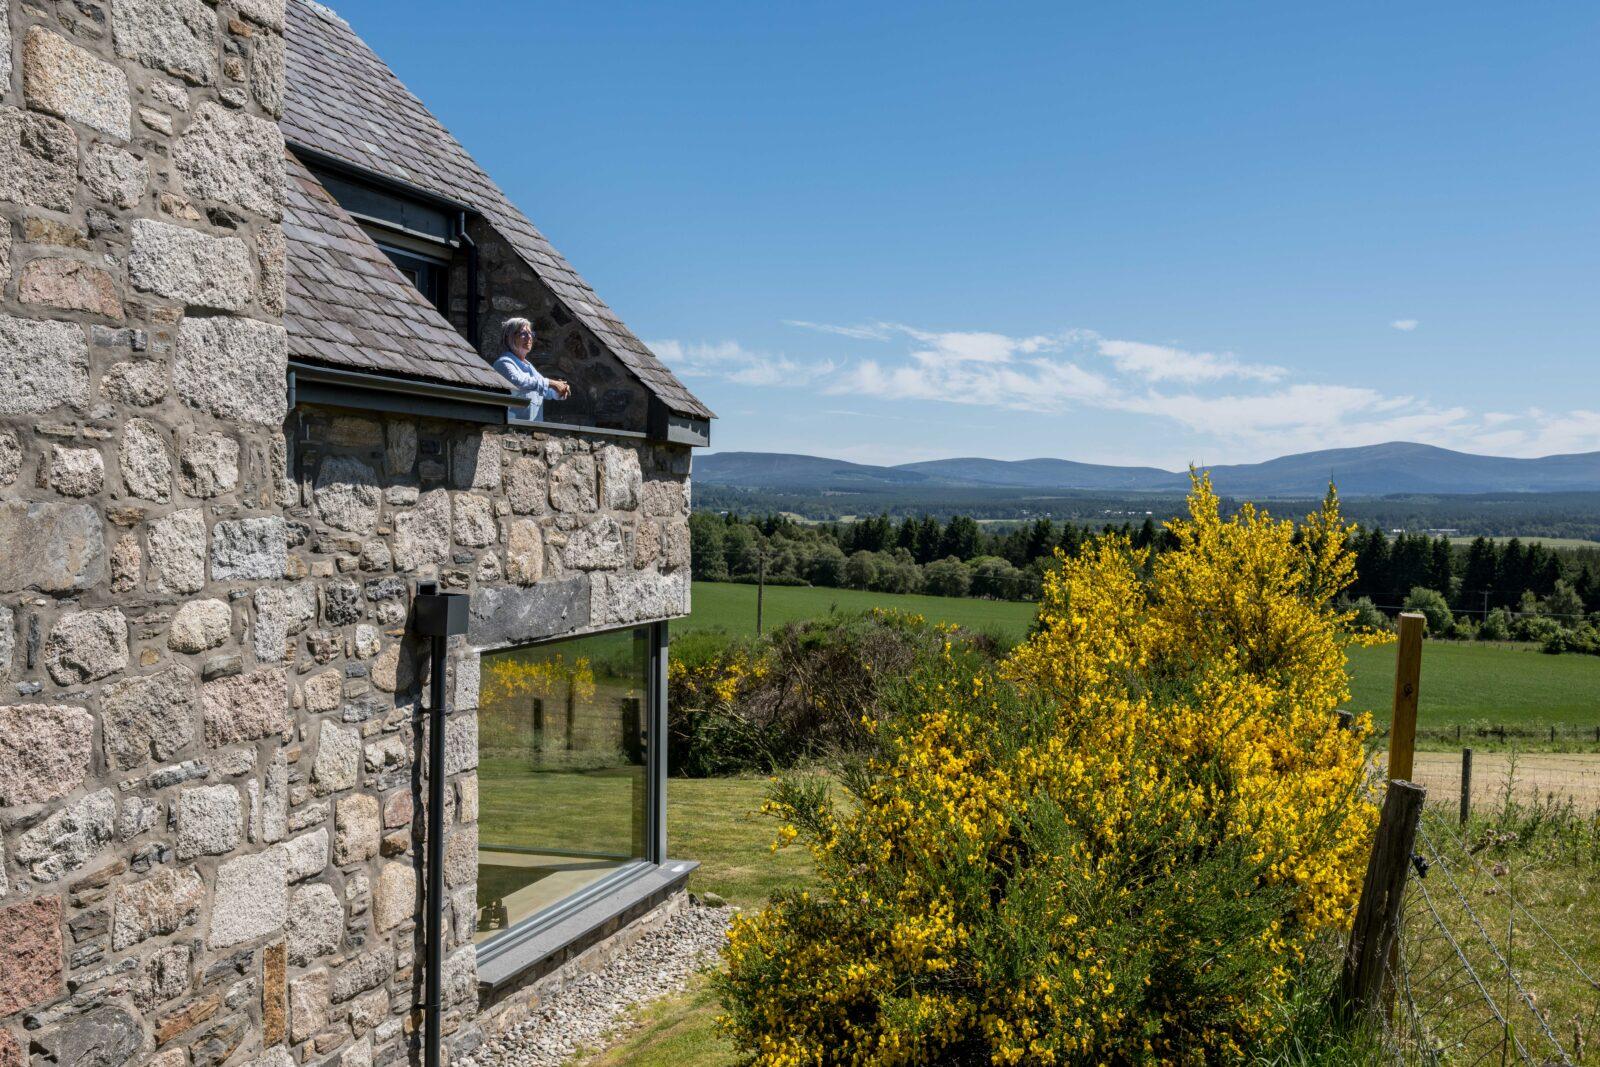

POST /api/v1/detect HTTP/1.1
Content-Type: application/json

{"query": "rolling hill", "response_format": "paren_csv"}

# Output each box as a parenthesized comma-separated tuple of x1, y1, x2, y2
(697, 443, 1600, 497)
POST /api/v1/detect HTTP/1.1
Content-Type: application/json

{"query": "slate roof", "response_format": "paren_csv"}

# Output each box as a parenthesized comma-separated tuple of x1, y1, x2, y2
(281, 0, 714, 420)
(282, 152, 511, 392)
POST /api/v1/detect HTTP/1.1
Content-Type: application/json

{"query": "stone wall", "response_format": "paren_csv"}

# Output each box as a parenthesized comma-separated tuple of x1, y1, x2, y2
(452, 220, 651, 434)
(275, 409, 692, 1066)
(0, 2, 694, 1066)
(1, 2, 294, 1067)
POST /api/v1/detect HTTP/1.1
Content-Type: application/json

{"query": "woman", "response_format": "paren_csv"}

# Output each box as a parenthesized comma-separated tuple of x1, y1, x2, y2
(493, 318, 571, 421)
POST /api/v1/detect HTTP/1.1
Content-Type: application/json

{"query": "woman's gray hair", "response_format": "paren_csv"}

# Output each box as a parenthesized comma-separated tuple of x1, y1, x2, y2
(500, 317, 533, 351)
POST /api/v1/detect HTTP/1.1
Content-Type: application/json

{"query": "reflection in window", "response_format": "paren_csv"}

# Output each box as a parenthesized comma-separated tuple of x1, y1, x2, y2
(476, 628, 650, 942)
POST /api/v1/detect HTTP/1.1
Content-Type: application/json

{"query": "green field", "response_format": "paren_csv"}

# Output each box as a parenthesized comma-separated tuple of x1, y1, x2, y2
(686, 580, 1037, 641)
(684, 582, 1600, 736)
(1346, 640, 1600, 732)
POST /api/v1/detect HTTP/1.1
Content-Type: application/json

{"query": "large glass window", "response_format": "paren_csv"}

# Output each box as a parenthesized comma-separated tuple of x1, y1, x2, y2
(475, 627, 652, 942)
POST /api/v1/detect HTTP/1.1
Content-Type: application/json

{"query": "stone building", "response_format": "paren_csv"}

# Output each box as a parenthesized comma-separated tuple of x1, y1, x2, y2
(0, 1, 712, 1065)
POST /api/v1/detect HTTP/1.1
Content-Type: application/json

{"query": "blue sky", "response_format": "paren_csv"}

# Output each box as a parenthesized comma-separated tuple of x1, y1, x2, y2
(328, 1, 1600, 468)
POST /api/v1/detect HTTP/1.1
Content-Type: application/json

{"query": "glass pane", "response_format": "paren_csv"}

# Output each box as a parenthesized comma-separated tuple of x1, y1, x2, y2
(475, 627, 650, 942)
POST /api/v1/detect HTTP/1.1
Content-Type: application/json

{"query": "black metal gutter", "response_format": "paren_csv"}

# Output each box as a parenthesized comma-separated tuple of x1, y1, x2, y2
(288, 361, 518, 425)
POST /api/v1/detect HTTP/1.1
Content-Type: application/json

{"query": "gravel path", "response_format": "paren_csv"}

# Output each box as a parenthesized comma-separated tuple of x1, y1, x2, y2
(462, 905, 734, 1067)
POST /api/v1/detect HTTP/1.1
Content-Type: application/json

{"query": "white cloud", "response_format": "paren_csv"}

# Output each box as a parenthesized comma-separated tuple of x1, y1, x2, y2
(893, 325, 1075, 366)
(1469, 410, 1600, 457)
(784, 320, 894, 341)
(832, 353, 1114, 413)
(653, 321, 1600, 465)
(1391, 319, 1419, 331)
(1114, 385, 1484, 461)
(1097, 339, 1286, 384)
(648, 339, 832, 388)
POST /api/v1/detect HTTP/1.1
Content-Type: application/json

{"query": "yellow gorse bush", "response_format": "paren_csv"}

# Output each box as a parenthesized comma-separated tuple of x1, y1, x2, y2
(717, 475, 1386, 1065)
(669, 642, 769, 710)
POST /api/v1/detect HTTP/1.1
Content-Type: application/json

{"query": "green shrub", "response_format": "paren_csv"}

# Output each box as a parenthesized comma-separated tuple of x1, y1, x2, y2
(718, 478, 1379, 1064)
(1403, 586, 1453, 636)
(1479, 607, 1513, 641)
(1341, 596, 1389, 633)
(668, 609, 977, 776)
(1541, 621, 1600, 656)
(1515, 613, 1563, 644)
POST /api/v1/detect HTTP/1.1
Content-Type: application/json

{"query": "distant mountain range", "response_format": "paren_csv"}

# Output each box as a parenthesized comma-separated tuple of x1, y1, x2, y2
(697, 443, 1600, 497)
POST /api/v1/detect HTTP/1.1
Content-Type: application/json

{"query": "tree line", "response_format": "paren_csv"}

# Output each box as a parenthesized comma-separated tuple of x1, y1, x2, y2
(697, 485, 1600, 542)
(689, 510, 1600, 618)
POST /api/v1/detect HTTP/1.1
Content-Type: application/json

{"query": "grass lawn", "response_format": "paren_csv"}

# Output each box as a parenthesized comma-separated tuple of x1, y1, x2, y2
(668, 775, 814, 909)
(580, 976, 737, 1067)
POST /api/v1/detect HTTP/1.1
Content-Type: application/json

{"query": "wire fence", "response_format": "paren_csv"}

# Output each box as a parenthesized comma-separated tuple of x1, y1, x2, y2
(1371, 723, 1600, 747)
(1409, 750, 1600, 818)
(1380, 804, 1598, 1064)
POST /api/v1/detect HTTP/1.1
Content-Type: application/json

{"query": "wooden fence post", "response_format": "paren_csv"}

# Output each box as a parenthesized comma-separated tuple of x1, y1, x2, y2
(1459, 747, 1472, 825)
(1388, 613, 1425, 782)
(1339, 780, 1427, 1018)
(756, 543, 766, 637)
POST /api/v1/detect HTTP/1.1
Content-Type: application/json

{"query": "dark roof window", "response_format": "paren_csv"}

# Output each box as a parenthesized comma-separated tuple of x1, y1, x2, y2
(311, 166, 455, 245)
(307, 161, 458, 322)
(281, 152, 506, 392)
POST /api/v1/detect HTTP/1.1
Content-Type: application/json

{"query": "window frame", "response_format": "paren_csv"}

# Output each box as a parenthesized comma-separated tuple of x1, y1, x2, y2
(375, 242, 451, 319)
(472, 620, 670, 966)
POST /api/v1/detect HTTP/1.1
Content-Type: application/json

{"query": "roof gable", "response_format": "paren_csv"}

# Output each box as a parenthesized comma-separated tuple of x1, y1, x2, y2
(281, 0, 713, 420)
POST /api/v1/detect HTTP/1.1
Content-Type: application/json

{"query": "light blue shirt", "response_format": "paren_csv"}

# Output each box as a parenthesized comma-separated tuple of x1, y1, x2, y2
(493, 352, 562, 421)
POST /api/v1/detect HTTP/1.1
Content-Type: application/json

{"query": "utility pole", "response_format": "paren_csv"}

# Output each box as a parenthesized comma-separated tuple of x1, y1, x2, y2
(756, 540, 766, 637)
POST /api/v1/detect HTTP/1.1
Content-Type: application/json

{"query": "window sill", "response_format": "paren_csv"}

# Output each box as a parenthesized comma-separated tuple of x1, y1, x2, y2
(474, 858, 699, 998)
